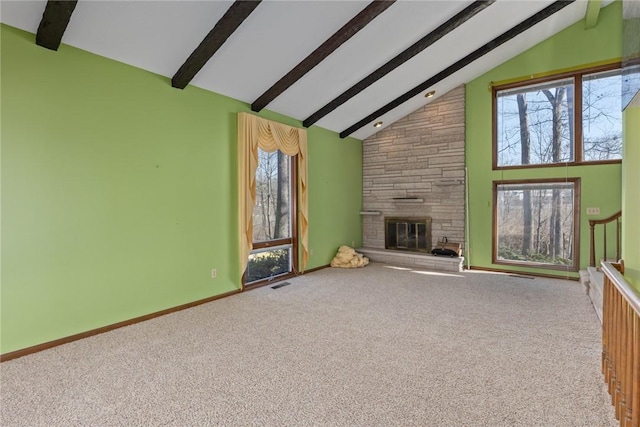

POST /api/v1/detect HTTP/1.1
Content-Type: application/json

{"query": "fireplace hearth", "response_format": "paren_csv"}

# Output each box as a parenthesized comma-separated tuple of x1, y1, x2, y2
(385, 217, 432, 253)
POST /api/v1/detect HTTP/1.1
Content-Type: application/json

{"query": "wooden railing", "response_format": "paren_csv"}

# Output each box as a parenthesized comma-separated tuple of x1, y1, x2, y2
(590, 211, 622, 267)
(601, 261, 640, 427)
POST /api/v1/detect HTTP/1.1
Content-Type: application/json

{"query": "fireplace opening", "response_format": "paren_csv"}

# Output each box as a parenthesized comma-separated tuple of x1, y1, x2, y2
(385, 217, 432, 253)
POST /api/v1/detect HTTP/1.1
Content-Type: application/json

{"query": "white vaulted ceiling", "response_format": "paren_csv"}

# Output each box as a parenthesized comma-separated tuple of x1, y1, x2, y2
(0, 0, 612, 140)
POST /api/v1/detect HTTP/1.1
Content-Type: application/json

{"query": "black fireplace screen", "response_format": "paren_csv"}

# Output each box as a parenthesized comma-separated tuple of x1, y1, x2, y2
(385, 217, 432, 252)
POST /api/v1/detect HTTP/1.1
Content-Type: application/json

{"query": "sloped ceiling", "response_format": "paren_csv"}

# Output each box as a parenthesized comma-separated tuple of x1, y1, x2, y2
(0, 0, 612, 140)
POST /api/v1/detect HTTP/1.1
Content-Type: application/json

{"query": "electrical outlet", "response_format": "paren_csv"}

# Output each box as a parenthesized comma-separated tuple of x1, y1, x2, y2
(211, 268, 217, 279)
(310, 249, 314, 256)
(586, 207, 600, 215)
(352, 241, 355, 247)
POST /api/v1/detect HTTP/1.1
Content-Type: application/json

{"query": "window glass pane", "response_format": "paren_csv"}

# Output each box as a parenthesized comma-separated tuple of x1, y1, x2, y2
(582, 70, 622, 161)
(496, 182, 575, 267)
(397, 222, 408, 248)
(253, 148, 291, 242)
(417, 223, 427, 250)
(246, 247, 292, 283)
(386, 221, 397, 248)
(496, 78, 574, 167)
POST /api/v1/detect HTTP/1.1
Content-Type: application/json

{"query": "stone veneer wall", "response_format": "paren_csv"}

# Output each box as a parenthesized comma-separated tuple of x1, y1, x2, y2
(362, 85, 466, 251)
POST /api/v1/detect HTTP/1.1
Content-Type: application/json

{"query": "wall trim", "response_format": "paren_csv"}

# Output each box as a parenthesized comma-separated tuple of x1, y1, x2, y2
(303, 264, 330, 274)
(0, 265, 332, 363)
(0, 289, 241, 363)
(488, 59, 621, 90)
(469, 265, 579, 281)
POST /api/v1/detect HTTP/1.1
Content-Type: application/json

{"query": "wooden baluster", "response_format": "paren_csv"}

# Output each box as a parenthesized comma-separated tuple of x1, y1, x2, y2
(616, 218, 621, 262)
(600, 262, 639, 427)
(610, 283, 617, 399)
(632, 312, 639, 427)
(615, 292, 622, 411)
(614, 292, 622, 416)
(588, 212, 622, 268)
(607, 277, 613, 382)
(615, 292, 624, 420)
(590, 222, 596, 267)
(604, 226, 608, 264)
(603, 276, 610, 378)
(623, 304, 634, 426)
(605, 277, 613, 387)
(619, 299, 628, 421)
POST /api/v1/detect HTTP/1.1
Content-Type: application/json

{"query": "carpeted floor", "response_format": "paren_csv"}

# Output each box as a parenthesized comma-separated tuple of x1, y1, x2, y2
(1, 263, 616, 426)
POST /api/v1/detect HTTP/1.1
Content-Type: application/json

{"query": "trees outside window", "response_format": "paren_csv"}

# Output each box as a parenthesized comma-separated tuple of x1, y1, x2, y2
(252, 149, 290, 242)
(582, 69, 623, 161)
(494, 179, 580, 271)
(490, 64, 619, 272)
(246, 148, 295, 284)
(494, 65, 622, 169)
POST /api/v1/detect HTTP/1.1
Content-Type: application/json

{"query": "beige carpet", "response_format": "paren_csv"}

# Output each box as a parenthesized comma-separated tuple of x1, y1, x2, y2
(1, 263, 616, 426)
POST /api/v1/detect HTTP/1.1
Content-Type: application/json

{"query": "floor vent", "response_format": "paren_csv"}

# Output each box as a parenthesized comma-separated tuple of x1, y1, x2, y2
(271, 281, 292, 289)
(509, 275, 535, 280)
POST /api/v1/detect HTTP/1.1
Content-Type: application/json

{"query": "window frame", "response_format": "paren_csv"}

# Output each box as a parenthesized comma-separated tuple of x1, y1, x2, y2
(492, 178, 581, 272)
(244, 153, 299, 289)
(492, 62, 622, 170)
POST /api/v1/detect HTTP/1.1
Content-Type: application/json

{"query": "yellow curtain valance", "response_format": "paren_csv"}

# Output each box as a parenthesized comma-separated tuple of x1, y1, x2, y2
(238, 112, 308, 283)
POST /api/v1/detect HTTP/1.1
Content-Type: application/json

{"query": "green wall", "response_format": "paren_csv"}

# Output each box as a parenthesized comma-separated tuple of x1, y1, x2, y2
(0, 25, 362, 354)
(466, 1, 623, 277)
(622, 105, 640, 290)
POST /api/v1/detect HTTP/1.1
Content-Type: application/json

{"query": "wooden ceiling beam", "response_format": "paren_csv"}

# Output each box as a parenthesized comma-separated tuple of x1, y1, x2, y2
(172, 1, 262, 90)
(36, 1, 78, 51)
(250, 0, 395, 113)
(340, 0, 576, 138)
(584, 0, 602, 29)
(303, 0, 495, 128)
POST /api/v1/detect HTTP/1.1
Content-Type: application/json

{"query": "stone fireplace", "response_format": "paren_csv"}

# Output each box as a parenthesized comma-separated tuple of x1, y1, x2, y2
(358, 86, 465, 272)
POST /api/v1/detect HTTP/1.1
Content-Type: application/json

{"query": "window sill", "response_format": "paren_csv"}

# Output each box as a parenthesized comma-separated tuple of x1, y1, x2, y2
(493, 259, 578, 273)
(492, 159, 621, 171)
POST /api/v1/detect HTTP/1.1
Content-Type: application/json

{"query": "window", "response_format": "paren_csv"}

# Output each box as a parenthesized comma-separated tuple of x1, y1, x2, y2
(494, 64, 622, 169)
(237, 113, 308, 287)
(252, 149, 291, 242)
(493, 179, 580, 271)
(582, 69, 623, 161)
(245, 148, 297, 284)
